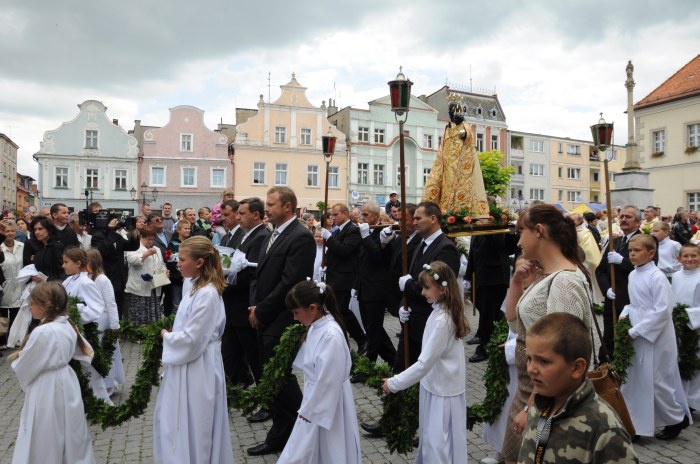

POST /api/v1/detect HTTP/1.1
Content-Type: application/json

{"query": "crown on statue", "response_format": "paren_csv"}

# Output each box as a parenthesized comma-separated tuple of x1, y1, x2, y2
(447, 93, 466, 113)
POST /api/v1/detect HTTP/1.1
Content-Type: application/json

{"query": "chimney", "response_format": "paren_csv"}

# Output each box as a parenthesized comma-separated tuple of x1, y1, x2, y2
(113, 119, 119, 125)
(327, 98, 338, 117)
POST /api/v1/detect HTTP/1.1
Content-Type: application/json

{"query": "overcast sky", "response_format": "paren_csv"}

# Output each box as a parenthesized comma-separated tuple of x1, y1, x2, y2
(2, 0, 699, 178)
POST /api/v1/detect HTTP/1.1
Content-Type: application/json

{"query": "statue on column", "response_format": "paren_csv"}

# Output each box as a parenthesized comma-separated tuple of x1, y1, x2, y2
(423, 94, 489, 218)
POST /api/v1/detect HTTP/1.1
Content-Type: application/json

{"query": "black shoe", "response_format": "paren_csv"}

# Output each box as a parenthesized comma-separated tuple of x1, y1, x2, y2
(356, 339, 368, 356)
(247, 441, 283, 456)
(469, 348, 488, 363)
(246, 408, 272, 423)
(412, 436, 419, 447)
(350, 374, 362, 384)
(631, 435, 640, 443)
(466, 336, 481, 345)
(654, 415, 690, 440)
(360, 421, 385, 438)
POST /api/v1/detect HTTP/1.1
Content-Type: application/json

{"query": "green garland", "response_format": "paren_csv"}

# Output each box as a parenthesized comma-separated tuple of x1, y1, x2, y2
(592, 303, 604, 315)
(672, 303, 700, 381)
(611, 317, 634, 384)
(467, 319, 510, 430)
(67, 297, 120, 377)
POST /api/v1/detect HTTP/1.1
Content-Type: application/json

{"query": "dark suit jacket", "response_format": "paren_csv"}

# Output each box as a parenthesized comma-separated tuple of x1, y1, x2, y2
(404, 232, 460, 342)
(91, 229, 140, 292)
(223, 225, 269, 327)
(325, 221, 361, 293)
(220, 227, 245, 249)
(355, 228, 389, 302)
(382, 233, 421, 316)
(465, 235, 511, 289)
(595, 231, 640, 310)
(251, 219, 315, 337)
(57, 226, 80, 248)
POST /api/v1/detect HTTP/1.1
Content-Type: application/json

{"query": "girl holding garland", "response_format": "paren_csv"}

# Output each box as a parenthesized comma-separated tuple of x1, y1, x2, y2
(382, 261, 469, 463)
(278, 279, 362, 464)
(9, 282, 95, 464)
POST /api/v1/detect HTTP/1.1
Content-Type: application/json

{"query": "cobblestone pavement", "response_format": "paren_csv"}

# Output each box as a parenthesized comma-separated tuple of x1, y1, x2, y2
(1, 305, 698, 463)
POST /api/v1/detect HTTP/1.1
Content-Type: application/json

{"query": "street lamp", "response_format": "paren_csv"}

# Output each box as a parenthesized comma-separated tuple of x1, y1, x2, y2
(321, 127, 337, 229)
(139, 182, 159, 207)
(388, 66, 413, 369)
(511, 194, 529, 213)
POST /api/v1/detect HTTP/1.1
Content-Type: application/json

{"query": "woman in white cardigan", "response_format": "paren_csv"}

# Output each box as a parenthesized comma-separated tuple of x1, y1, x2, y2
(0, 222, 24, 349)
(125, 227, 167, 325)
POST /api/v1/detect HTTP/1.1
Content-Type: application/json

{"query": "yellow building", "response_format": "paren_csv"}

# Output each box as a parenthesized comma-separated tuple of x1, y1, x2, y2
(233, 74, 347, 215)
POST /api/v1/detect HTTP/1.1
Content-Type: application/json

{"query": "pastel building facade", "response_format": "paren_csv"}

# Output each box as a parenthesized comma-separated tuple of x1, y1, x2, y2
(0, 133, 18, 212)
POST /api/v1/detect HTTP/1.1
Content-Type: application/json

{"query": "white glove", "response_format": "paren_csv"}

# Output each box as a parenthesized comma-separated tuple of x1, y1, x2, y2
(358, 222, 370, 239)
(607, 251, 624, 265)
(380, 226, 395, 245)
(458, 255, 468, 278)
(351, 288, 358, 298)
(606, 288, 616, 300)
(320, 266, 327, 279)
(398, 306, 412, 323)
(320, 228, 332, 240)
(398, 274, 412, 292)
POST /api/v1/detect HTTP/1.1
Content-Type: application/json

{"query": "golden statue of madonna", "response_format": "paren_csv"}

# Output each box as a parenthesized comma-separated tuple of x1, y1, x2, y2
(423, 95, 489, 218)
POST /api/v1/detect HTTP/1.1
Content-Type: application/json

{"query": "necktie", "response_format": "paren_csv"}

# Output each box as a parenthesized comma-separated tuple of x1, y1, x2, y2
(266, 230, 280, 254)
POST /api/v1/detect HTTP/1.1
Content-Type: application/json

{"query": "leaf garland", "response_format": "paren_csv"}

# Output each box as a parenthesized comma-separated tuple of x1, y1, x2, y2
(672, 303, 700, 381)
(67, 297, 119, 377)
(611, 317, 634, 384)
(467, 319, 510, 430)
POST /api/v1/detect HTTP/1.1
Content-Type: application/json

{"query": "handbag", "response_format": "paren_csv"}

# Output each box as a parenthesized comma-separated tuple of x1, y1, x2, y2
(587, 304, 636, 437)
(151, 252, 171, 288)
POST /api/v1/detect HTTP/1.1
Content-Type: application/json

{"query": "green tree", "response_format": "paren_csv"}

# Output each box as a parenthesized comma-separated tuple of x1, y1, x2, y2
(478, 149, 515, 198)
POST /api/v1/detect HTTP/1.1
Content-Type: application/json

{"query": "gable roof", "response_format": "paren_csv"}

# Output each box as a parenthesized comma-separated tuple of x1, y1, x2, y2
(635, 54, 700, 110)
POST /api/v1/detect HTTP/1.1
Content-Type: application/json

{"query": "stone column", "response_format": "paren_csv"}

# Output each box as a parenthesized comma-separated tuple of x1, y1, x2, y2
(624, 60, 641, 170)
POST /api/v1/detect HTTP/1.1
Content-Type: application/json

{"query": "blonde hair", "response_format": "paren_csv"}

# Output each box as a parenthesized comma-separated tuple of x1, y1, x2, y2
(179, 236, 226, 296)
(629, 233, 656, 252)
(86, 248, 104, 278)
(176, 220, 190, 231)
(418, 261, 470, 339)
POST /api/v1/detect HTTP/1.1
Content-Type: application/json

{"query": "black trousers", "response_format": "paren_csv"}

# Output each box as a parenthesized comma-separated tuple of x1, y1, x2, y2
(359, 299, 396, 363)
(599, 299, 616, 361)
(336, 289, 367, 345)
(392, 327, 422, 374)
(221, 324, 253, 386)
(473, 285, 508, 351)
(259, 332, 302, 448)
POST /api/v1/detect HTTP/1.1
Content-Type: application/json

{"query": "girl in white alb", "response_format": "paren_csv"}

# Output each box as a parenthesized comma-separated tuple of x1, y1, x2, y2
(383, 261, 469, 463)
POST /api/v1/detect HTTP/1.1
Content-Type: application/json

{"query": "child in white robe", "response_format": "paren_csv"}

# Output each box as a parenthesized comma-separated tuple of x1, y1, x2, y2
(383, 261, 469, 463)
(671, 243, 700, 410)
(620, 234, 691, 439)
(154, 236, 234, 464)
(9, 281, 95, 464)
(86, 249, 125, 395)
(62, 247, 112, 405)
(652, 222, 682, 278)
(278, 279, 362, 464)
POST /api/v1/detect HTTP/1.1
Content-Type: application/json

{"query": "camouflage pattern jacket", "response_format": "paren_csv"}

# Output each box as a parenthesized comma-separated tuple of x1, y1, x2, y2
(518, 378, 638, 463)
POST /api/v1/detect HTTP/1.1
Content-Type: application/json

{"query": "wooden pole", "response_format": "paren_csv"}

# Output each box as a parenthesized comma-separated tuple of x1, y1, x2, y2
(398, 119, 410, 370)
(472, 272, 477, 316)
(603, 158, 617, 329)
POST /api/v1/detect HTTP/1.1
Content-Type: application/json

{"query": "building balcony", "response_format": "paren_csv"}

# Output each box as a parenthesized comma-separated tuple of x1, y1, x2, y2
(510, 148, 524, 160)
(510, 173, 524, 186)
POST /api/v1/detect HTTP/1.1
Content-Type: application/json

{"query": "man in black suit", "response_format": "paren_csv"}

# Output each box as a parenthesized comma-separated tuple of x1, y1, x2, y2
(51, 203, 79, 248)
(247, 187, 315, 456)
(218, 200, 244, 249)
(595, 205, 641, 359)
(354, 201, 394, 363)
(381, 203, 419, 320)
(146, 212, 172, 256)
(321, 203, 366, 352)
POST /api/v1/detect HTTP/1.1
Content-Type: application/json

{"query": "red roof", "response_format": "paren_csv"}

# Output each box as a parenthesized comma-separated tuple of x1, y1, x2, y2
(635, 54, 700, 110)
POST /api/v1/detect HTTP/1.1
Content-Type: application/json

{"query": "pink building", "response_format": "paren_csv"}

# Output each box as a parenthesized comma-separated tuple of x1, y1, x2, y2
(137, 106, 231, 212)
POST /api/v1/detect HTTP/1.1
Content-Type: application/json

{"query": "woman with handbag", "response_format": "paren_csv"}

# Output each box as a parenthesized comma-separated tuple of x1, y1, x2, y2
(125, 227, 168, 325)
(0, 222, 23, 351)
(502, 204, 592, 464)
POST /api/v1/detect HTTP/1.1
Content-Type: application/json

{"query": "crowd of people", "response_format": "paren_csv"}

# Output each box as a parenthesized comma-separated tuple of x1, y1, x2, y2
(1, 189, 699, 463)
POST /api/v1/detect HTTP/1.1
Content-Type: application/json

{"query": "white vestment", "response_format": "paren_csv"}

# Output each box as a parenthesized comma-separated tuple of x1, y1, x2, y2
(576, 224, 604, 303)
(153, 279, 234, 464)
(94, 274, 125, 392)
(11, 316, 95, 464)
(482, 330, 518, 449)
(620, 262, 691, 436)
(387, 303, 467, 464)
(63, 272, 112, 405)
(657, 238, 682, 276)
(278, 315, 362, 464)
(671, 267, 700, 409)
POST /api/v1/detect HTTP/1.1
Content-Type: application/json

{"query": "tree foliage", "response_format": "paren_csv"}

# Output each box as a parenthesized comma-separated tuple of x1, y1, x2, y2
(478, 149, 515, 198)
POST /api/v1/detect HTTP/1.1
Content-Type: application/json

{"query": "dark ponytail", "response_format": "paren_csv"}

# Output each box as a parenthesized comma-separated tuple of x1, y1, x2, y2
(285, 279, 349, 345)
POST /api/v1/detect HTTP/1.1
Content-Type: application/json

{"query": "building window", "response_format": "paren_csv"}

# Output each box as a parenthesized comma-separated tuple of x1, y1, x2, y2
(423, 134, 433, 149)
(85, 168, 99, 189)
(328, 166, 339, 188)
(567, 168, 581, 180)
(396, 164, 409, 187)
(653, 130, 665, 153)
(567, 144, 581, 155)
(358, 126, 369, 142)
(307, 165, 319, 187)
(438, 136, 443, 147)
(491, 134, 499, 150)
(300, 128, 312, 145)
(374, 129, 385, 144)
(476, 106, 483, 116)
(689, 124, 700, 148)
(558, 166, 563, 178)
(423, 168, 432, 185)
(180, 134, 192, 152)
(558, 190, 563, 202)
(55, 167, 68, 188)
(592, 171, 599, 182)
(85, 130, 98, 149)
(357, 163, 369, 185)
(567, 191, 583, 202)
(529, 189, 545, 201)
(516, 164, 523, 175)
(491, 108, 497, 118)
(151, 167, 165, 186)
(476, 133, 484, 152)
(529, 140, 544, 152)
(114, 169, 127, 190)
(609, 172, 616, 183)
(688, 192, 700, 211)
(558, 143, 563, 153)
(529, 164, 545, 176)
(211, 168, 225, 188)
(373, 164, 385, 185)
(274, 126, 286, 144)
(253, 162, 266, 184)
(182, 167, 196, 187)
(275, 163, 288, 185)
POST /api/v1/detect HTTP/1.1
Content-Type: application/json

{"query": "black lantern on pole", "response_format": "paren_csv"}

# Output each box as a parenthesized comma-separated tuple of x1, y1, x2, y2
(387, 66, 413, 117)
(590, 113, 614, 152)
(320, 127, 337, 268)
